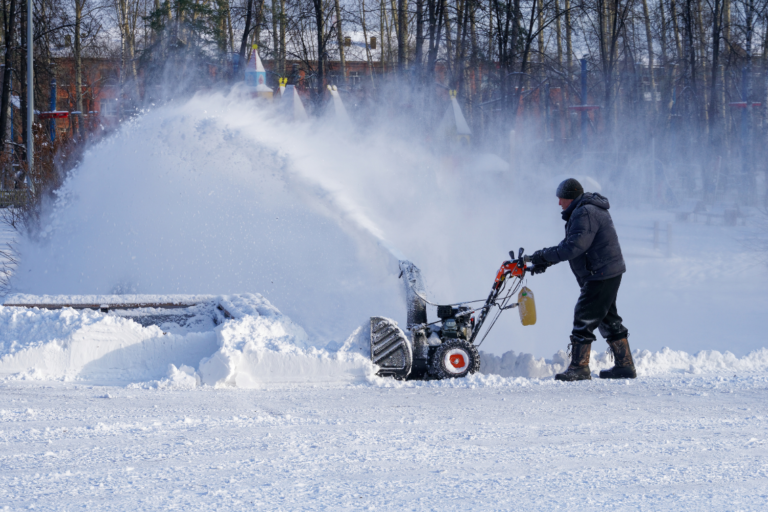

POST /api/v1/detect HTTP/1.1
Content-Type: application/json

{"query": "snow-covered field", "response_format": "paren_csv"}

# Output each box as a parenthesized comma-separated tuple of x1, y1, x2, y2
(2, 374, 768, 510)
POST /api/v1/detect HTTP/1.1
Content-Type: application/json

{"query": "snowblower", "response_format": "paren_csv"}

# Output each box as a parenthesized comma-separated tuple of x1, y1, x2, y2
(370, 249, 544, 380)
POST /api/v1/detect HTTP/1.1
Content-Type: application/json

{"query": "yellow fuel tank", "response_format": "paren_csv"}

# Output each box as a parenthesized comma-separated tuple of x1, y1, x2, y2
(518, 286, 537, 326)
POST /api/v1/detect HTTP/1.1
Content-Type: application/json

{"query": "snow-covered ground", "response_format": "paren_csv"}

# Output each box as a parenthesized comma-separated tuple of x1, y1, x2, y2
(2, 374, 768, 510)
(1, 292, 767, 509)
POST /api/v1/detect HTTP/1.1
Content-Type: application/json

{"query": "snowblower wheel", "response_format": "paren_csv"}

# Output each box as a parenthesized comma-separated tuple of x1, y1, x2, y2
(430, 339, 480, 379)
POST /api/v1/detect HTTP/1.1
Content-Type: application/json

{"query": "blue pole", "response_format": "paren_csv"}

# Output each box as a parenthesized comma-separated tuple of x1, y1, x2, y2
(544, 82, 550, 141)
(9, 74, 13, 155)
(741, 66, 751, 203)
(580, 59, 588, 153)
(49, 78, 57, 142)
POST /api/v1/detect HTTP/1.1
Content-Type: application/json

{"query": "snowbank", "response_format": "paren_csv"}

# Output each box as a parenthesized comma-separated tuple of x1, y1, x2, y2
(0, 294, 374, 386)
(0, 306, 217, 382)
(479, 346, 768, 379)
(197, 295, 373, 387)
(3, 294, 216, 306)
(1, 295, 766, 387)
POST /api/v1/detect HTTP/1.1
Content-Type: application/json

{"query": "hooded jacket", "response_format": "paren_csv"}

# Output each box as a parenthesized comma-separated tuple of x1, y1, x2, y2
(541, 192, 626, 284)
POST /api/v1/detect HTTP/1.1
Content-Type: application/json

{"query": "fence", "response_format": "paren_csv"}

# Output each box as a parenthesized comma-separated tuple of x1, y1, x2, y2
(0, 190, 27, 208)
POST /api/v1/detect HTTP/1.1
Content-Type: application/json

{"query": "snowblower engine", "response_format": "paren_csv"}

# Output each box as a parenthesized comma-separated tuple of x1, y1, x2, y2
(370, 248, 541, 380)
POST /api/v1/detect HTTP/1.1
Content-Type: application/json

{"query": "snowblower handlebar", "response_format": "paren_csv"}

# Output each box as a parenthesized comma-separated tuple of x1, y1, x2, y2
(466, 248, 538, 345)
(494, 249, 538, 287)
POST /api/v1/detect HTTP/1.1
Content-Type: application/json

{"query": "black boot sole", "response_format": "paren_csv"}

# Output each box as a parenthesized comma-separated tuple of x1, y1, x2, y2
(555, 368, 592, 381)
(599, 367, 637, 379)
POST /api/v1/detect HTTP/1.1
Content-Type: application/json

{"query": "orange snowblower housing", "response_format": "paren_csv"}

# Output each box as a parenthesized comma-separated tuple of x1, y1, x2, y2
(494, 260, 526, 289)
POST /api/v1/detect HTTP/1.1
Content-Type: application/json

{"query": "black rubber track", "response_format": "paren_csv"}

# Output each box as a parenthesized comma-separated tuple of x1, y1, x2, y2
(429, 339, 481, 379)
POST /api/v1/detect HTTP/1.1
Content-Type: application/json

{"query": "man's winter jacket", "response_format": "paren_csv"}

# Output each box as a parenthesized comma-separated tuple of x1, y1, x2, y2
(541, 192, 626, 284)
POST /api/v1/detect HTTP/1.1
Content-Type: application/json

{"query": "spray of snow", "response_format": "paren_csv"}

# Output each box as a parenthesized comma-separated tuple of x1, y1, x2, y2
(7, 90, 768, 359)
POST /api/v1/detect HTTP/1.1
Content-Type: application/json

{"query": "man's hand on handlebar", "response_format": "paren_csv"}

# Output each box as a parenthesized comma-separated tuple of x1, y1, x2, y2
(530, 250, 548, 266)
(528, 250, 551, 275)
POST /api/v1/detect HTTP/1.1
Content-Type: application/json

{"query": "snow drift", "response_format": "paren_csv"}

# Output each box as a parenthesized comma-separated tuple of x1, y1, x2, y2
(1, 297, 767, 386)
(480, 346, 768, 379)
(0, 294, 374, 387)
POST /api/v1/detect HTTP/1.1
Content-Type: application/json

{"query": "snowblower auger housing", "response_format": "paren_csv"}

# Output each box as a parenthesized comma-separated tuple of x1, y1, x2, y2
(370, 249, 542, 380)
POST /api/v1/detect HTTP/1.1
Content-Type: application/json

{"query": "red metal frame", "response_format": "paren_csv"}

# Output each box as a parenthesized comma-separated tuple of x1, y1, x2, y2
(39, 111, 70, 119)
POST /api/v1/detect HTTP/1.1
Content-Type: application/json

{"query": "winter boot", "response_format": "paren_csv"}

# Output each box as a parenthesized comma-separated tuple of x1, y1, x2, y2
(599, 338, 637, 379)
(555, 340, 592, 381)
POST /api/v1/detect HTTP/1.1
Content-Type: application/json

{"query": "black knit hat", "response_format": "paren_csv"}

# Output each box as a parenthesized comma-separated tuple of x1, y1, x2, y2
(556, 178, 584, 199)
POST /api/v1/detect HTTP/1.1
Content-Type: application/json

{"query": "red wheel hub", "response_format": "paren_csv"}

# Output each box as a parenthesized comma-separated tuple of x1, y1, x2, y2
(450, 354, 466, 368)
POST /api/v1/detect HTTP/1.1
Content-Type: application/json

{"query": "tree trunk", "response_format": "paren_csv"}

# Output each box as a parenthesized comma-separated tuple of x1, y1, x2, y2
(240, 0, 255, 65)
(555, 0, 562, 68)
(696, 0, 708, 124)
(313, 0, 325, 105)
(380, 0, 385, 66)
(470, 1, 477, 122)
(271, 0, 278, 63)
(669, 0, 682, 60)
(426, 0, 444, 80)
(75, 0, 84, 135)
(0, 0, 16, 152)
(415, 0, 424, 80)
(659, 0, 667, 64)
(118, 0, 139, 103)
(335, 0, 347, 81)
(707, 0, 722, 200)
(397, 0, 406, 72)
(279, 0, 285, 75)
(453, 0, 466, 84)
(19, 0, 25, 151)
(641, 0, 655, 112)
(683, 0, 698, 120)
(565, 0, 572, 77)
(226, 0, 234, 51)
(361, 0, 376, 86)
(763, 13, 768, 161)
(442, 0, 452, 75)
(507, 0, 521, 115)
(454, 0, 470, 91)
(537, 0, 544, 65)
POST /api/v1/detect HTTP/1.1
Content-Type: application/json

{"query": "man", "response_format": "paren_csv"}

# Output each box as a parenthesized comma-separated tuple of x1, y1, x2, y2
(530, 178, 636, 381)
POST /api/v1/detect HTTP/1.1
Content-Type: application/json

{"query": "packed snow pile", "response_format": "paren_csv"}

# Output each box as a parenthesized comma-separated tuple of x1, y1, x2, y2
(0, 306, 218, 382)
(197, 295, 373, 387)
(0, 294, 374, 386)
(2, 297, 767, 386)
(480, 345, 768, 378)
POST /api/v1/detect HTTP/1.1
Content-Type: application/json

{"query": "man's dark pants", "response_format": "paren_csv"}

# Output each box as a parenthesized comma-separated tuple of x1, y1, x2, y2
(572, 275, 629, 344)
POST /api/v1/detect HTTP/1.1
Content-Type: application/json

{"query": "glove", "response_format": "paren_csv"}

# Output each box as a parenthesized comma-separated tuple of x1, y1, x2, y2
(529, 264, 548, 275)
(531, 250, 547, 266)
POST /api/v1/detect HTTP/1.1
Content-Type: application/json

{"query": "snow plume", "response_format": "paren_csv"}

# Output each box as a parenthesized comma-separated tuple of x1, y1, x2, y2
(8, 89, 576, 355)
(12, 91, 412, 345)
(8, 89, 768, 358)
(0, 92, 552, 358)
